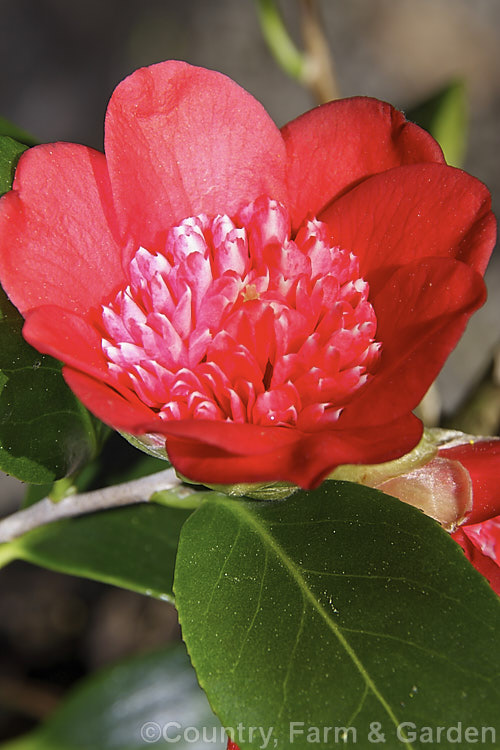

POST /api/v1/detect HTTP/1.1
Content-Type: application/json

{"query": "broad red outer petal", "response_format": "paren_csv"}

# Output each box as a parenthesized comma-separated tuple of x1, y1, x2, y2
(59, 370, 301, 461)
(153, 412, 422, 489)
(440, 440, 500, 525)
(24, 309, 160, 427)
(321, 163, 496, 297)
(59, 369, 420, 488)
(452, 526, 500, 596)
(0, 144, 124, 316)
(62, 368, 160, 429)
(105, 61, 288, 252)
(294, 412, 423, 488)
(23, 306, 110, 380)
(339, 257, 486, 429)
(281, 97, 445, 230)
(142, 419, 300, 457)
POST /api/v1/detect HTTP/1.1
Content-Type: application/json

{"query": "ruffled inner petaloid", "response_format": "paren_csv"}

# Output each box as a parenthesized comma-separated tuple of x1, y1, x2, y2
(97, 196, 381, 430)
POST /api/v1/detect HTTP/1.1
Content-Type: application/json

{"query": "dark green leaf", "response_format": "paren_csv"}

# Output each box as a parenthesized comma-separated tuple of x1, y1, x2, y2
(0, 644, 225, 750)
(21, 433, 167, 509)
(23, 482, 54, 508)
(406, 80, 467, 167)
(0, 115, 38, 147)
(0, 503, 191, 601)
(0, 135, 28, 195)
(0, 287, 106, 483)
(175, 481, 500, 749)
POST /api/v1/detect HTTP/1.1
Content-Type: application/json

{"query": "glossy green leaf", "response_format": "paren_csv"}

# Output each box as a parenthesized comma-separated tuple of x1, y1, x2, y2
(175, 481, 500, 749)
(0, 287, 107, 483)
(0, 502, 191, 601)
(0, 135, 28, 195)
(407, 80, 467, 167)
(0, 644, 225, 750)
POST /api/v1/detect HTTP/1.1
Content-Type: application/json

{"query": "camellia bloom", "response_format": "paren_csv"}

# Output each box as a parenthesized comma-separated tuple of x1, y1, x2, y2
(0, 61, 495, 488)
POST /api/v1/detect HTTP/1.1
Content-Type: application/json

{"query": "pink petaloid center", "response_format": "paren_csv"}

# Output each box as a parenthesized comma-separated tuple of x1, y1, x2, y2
(98, 196, 381, 431)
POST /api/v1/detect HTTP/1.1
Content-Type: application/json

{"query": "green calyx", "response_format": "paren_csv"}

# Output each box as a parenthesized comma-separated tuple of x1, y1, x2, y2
(328, 428, 458, 488)
(195, 480, 299, 501)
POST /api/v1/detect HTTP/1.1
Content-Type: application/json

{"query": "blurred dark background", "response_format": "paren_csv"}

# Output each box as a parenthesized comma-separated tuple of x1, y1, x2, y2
(0, 0, 499, 742)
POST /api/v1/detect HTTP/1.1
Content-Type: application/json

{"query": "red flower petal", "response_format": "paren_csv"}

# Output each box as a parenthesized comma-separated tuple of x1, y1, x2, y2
(62, 367, 160, 428)
(440, 440, 500, 525)
(105, 61, 288, 253)
(0, 144, 124, 315)
(453, 525, 500, 596)
(23, 306, 159, 428)
(58, 357, 422, 489)
(294, 413, 423, 488)
(321, 163, 495, 297)
(144, 419, 300, 458)
(281, 97, 445, 230)
(151, 412, 422, 489)
(22, 306, 109, 380)
(339, 257, 486, 428)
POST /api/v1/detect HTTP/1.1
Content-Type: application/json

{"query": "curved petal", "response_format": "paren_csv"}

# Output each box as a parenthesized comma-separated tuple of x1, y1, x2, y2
(23, 306, 110, 380)
(321, 163, 496, 297)
(0, 144, 124, 315)
(295, 413, 423, 488)
(24, 308, 165, 428)
(282, 97, 445, 230)
(105, 61, 288, 253)
(339, 257, 486, 428)
(147, 412, 422, 489)
(62, 367, 160, 429)
(452, 524, 500, 596)
(61, 369, 302, 464)
(144, 419, 300, 457)
(441, 440, 500, 525)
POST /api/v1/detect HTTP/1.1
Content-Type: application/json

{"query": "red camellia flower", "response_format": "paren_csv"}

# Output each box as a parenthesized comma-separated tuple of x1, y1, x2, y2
(0, 62, 495, 488)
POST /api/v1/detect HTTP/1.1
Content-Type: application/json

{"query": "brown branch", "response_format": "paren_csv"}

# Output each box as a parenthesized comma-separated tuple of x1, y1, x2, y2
(300, 0, 340, 104)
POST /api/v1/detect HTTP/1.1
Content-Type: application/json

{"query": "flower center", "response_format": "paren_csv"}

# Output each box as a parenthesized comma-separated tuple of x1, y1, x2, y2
(98, 196, 381, 430)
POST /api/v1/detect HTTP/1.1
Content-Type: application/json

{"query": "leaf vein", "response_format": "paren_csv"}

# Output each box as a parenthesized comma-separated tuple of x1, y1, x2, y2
(203, 523, 243, 618)
(299, 569, 495, 633)
(340, 627, 500, 688)
(220, 499, 415, 749)
(277, 595, 306, 721)
(230, 549, 269, 674)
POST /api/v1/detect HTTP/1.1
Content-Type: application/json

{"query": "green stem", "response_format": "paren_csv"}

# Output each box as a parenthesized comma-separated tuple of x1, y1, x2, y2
(255, 0, 307, 81)
(0, 539, 20, 569)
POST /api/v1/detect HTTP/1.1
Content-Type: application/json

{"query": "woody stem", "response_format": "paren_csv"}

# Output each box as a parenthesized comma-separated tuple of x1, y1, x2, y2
(0, 468, 199, 544)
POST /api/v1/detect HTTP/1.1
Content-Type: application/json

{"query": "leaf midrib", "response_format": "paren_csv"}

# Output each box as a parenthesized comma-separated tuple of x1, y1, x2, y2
(217, 496, 415, 750)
